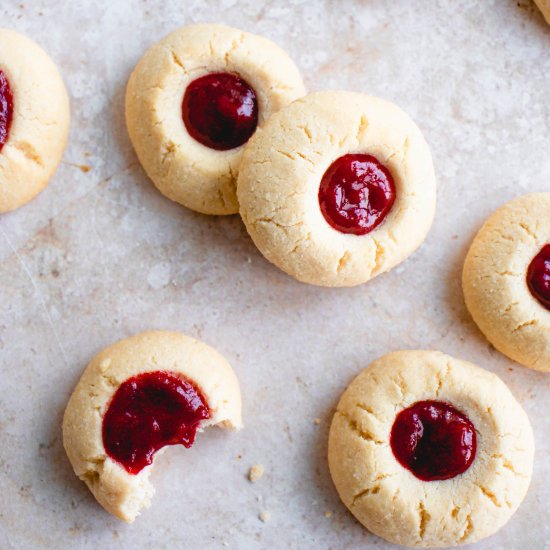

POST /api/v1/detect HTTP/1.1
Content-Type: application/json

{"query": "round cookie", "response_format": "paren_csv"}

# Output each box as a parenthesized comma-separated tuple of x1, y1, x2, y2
(534, 0, 550, 25)
(237, 91, 436, 287)
(328, 350, 534, 548)
(63, 331, 242, 522)
(463, 193, 550, 372)
(125, 24, 306, 215)
(0, 28, 70, 213)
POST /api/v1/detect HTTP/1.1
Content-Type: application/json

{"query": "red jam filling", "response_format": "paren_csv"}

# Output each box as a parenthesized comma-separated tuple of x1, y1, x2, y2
(390, 400, 476, 481)
(527, 244, 550, 310)
(182, 72, 258, 151)
(0, 70, 14, 153)
(102, 371, 210, 475)
(318, 154, 396, 235)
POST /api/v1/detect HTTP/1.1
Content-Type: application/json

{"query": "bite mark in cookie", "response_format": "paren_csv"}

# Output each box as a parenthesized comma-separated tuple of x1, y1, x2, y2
(102, 371, 210, 475)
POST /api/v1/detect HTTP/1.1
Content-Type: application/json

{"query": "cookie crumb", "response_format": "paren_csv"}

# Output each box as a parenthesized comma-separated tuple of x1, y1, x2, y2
(313, 418, 321, 425)
(324, 511, 333, 518)
(259, 510, 271, 522)
(248, 464, 264, 482)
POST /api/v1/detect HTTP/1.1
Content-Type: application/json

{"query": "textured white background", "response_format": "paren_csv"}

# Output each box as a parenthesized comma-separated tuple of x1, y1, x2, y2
(0, 1, 549, 549)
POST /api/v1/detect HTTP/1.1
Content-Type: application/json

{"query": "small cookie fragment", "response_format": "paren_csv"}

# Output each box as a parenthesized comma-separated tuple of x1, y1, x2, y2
(63, 331, 242, 522)
(126, 24, 305, 215)
(463, 193, 550, 372)
(237, 91, 436, 287)
(248, 464, 264, 482)
(328, 350, 534, 548)
(259, 510, 271, 522)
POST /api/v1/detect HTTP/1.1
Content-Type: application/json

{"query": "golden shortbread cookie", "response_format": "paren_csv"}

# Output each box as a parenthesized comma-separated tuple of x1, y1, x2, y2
(463, 193, 550, 372)
(0, 28, 70, 213)
(328, 350, 534, 547)
(237, 91, 436, 287)
(126, 24, 305, 215)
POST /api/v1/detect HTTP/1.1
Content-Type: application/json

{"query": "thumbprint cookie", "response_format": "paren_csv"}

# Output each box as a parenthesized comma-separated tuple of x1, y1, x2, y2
(126, 24, 306, 215)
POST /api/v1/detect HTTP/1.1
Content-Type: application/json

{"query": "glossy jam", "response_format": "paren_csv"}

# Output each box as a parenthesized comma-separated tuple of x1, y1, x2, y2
(0, 70, 14, 153)
(102, 371, 210, 475)
(182, 72, 258, 151)
(318, 154, 396, 235)
(390, 400, 476, 481)
(527, 244, 550, 310)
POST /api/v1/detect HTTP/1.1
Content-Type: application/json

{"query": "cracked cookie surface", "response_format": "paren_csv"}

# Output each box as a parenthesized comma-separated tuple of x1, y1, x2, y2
(125, 24, 305, 215)
(328, 350, 534, 548)
(62, 331, 242, 522)
(237, 91, 436, 286)
(463, 193, 550, 372)
(0, 28, 70, 213)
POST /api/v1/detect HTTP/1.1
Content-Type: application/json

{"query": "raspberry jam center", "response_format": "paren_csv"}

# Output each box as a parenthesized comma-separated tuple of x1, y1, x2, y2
(390, 400, 476, 481)
(527, 244, 550, 310)
(0, 70, 14, 153)
(182, 72, 258, 151)
(102, 371, 210, 475)
(318, 154, 396, 235)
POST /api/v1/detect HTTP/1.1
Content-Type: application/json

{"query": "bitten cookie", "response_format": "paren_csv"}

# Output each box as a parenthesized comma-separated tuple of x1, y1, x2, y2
(463, 193, 550, 372)
(0, 29, 70, 213)
(328, 350, 534, 548)
(237, 91, 436, 287)
(63, 331, 242, 522)
(534, 0, 550, 24)
(126, 24, 306, 215)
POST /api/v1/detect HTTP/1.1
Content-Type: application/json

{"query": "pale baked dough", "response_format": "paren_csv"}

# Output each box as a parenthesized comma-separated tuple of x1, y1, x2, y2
(0, 29, 70, 213)
(237, 91, 436, 287)
(534, 0, 550, 24)
(328, 350, 534, 548)
(63, 331, 242, 522)
(125, 24, 306, 215)
(463, 193, 550, 372)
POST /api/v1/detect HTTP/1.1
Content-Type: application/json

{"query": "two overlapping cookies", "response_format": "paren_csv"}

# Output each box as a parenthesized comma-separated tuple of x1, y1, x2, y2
(126, 25, 436, 287)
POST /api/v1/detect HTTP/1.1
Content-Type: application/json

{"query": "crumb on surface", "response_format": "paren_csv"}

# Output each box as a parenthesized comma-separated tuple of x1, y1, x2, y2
(259, 510, 271, 522)
(324, 511, 333, 518)
(248, 464, 264, 482)
(313, 418, 321, 425)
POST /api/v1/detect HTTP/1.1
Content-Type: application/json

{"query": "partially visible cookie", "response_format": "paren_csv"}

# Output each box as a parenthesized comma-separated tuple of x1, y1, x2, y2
(0, 29, 70, 213)
(463, 193, 550, 372)
(534, 0, 550, 24)
(63, 331, 242, 522)
(126, 24, 306, 215)
(237, 91, 436, 287)
(328, 350, 534, 548)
